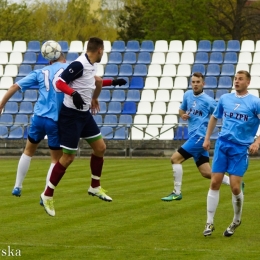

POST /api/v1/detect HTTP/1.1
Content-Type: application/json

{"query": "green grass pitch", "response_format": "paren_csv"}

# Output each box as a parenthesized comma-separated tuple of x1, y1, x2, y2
(1, 157, 260, 259)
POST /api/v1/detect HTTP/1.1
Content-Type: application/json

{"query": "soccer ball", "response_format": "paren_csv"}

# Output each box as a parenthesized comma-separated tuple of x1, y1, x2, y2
(41, 40, 62, 61)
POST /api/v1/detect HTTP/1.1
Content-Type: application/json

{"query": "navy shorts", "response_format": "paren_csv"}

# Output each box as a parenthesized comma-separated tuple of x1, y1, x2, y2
(58, 104, 101, 150)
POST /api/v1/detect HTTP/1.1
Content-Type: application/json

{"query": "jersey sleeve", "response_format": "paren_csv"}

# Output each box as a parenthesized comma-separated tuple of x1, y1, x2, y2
(16, 71, 38, 92)
(213, 96, 224, 119)
(59, 61, 83, 84)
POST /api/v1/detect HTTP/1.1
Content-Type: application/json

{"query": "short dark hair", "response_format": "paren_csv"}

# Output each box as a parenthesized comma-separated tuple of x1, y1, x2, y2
(192, 72, 204, 80)
(87, 37, 104, 52)
(236, 70, 251, 80)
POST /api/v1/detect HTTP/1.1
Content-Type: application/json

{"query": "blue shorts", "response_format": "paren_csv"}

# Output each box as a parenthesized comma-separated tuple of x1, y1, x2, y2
(181, 134, 209, 163)
(58, 104, 101, 150)
(28, 115, 60, 149)
(212, 137, 249, 176)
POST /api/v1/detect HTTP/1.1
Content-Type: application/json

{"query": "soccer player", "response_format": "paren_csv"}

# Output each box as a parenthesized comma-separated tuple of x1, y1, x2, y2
(161, 72, 230, 202)
(0, 52, 68, 197)
(40, 37, 126, 216)
(202, 70, 260, 237)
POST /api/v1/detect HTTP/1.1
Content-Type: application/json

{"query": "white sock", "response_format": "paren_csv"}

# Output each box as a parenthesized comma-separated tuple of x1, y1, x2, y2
(206, 189, 219, 224)
(232, 192, 244, 224)
(14, 153, 32, 188)
(45, 163, 55, 190)
(222, 174, 230, 185)
(172, 164, 183, 195)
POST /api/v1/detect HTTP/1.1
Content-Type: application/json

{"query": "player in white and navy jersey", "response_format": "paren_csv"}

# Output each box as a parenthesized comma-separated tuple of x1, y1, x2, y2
(203, 70, 260, 237)
(0, 52, 68, 197)
(161, 72, 230, 202)
(41, 37, 126, 216)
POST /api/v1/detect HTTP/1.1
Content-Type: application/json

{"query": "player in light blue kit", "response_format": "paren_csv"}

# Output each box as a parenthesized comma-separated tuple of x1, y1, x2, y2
(203, 70, 260, 237)
(0, 50, 68, 197)
(161, 72, 230, 202)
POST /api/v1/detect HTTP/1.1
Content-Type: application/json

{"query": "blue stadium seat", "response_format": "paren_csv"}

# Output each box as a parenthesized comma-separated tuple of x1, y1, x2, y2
(183, 126, 188, 140)
(114, 126, 128, 140)
(14, 76, 24, 83)
(66, 52, 79, 63)
(206, 64, 220, 76)
(14, 114, 28, 126)
(99, 90, 111, 102)
(119, 114, 133, 125)
(197, 40, 211, 52)
(215, 89, 228, 102)
(191, 64, 205, 75)
(209, 52, 223, 64)
(18, 101, 33, 114)
(136, 52, 151, 64)
(125, 90, 140, 102)
(212, 40, 225, 52)
(221, 64, 235, 76)
(36, 53, 49, 65)
(100, 126, 113, 139)
(121, 101, 136, 114)
(118, 64, 133, 77)
(103, 114, 118, 127)
(223, 52, 238, 64)
(104, 64, 118, 77)
(133, 64, 147, 76)
(27, 41, 41, 52)
(226, 40, 240, 52)
(34, 65, 45, 70)
(98, 102, 107, 114)
(122, 52, 136, 64)
(204, 77, 217, 88)
(107, 101, 121, 114)
(194, 52, 209, 64)
(111, 89, 125, 102)
(174, 126, 183, 140)
(3, 102, 18, 114)
(23, 89, 38, 102)
(0, 113, 13, 127)
(58, 41, 69, 53)
(9, 91, 23, 102)
(22, 52, 37, 64)
(125, 40, 140, 52)
(129, 77, 144, 89)
(107, 52, 122, 64)
(204, 89, 214, 99)
(140, 40, 154, 52)
(111, 41, 125, 52)
(218, 76, 232, 89)
(0, 125, 8, 138)
(93, 115, 102, 127)
(18, 65, 32, 76)
(8, 126, 24, 139)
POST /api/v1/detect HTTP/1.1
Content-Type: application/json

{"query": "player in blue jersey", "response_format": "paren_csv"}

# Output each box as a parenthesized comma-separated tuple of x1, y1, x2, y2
(161, 72, 230, 202)
(202, 70, 260, 237)
(40, 37, 126, 216)
(0, 51, 68, 197)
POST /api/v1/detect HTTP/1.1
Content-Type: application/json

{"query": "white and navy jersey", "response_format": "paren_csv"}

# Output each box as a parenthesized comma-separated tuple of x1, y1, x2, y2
(180, 90, 217, 137)
(213, 92, 260, 145)
(59, 54, 97, 111)
(17, 62, 68, 121)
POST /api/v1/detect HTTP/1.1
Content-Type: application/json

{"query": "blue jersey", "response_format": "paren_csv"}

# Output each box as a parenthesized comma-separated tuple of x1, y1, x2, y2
(213, 92, 260, 145)
(180, 90, 216, 137)
(17, 62, 68, 121)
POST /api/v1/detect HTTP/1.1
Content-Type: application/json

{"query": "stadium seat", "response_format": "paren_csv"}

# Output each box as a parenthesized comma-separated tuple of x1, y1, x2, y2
(194, 52, 208, 64)
(22, 52, 37, 64)
(140, 89, 155, 102)
(0, 125, 8, 138)
(66, 52, 79, 63)
(250, 64, 260, 76)
(218, 76, 232, 89)
(58, 41, 69, 53)
(165, 52, 180, 65)
(174, 126, 184, 140)
(212, 40, 225, 52)
(178, 116, 187, 125)
(125, 89, 140, 102)
(206, 64, 220, 76)
(36, 53, 49, 65)
(113, 126, 128, 140)
(125, 40, 140, 52)
(0, 89, 6, 100)
(226, 40, 240, 52)
(248, 89, 259, 97)
(179, 52, 194, 64)
(183, 126, 189, 140)
(151, 52, 165, 65)
(104, 40, 112, 53)
(100, 52, 108, 65)
(209, 52, 223, 64)
(223, 52, 238, 64)
(149, 114, 163, 127)
(144, 77, 158, 90)
(173, 76, 188, 89)
(176, 64, 191, 76)
(130, 127, 144, 140)
(151, 101, 167, 115)
(96, 64, 104, 77)
(168, 40, 182, 52)
(27, 41, 41, 52)
(170, 89, 184, 102)
(129, 77, 144, 89)
(147, 64, 162, 77)
(114, 76, 129, 89)
(133, 114, 148, 127)
(182, 40, 197, 52)
(238, 52, 252, 64)
(107, 101, 121, 114)
(18, 65, 32, 76)
(18, 101, 33, 114)
(215, 89, 228, 102)
(13, 114, 29, 126)
(3, 65, 18, 77)
(111, 89, 125, 102)
(3, 102, 18, 114)
(155, 90, 169, 102)
(107, 52, 122, 64)
(8, 52, 23, 65)
(100, 126, 113, 139)
(255, 40, 260, 52)
(136, 52, 151, 64)
(191, 64, 205, 75)
(98, 102, 107, 114)
(252, 52, 260, 64)
(0, 76, 13, 89)
(158, 77, 173, 90)
(162, 64, 176, 77)
(143, 126, 160, 140)
(235, 63, 249, 73)
(133, 64, 147, 76)
(13, 41, 27, 53)
(122, 52, 136, 64)
(99, 90, 111, 102)
(249, 76, 260, 89)
(136, 101, 152, 114)
(121, 101, 136, 115)
(9, 90, 23, 102)
(154, 40, 168, 52)
(197, 40, 211, 52)
(34, 65, 45, 71)
(69, 41, 83, 53)
(118, 64, 133, 77)
(104, 64, 118, 77)
(164, 114, 178, 125)
(93, 115, 102, 127)
(140, 40, 154, 52)
(221, 64, 235, 76)
(166, 101, 181, 114)
(240, 40, 255, 52)
(0, 40, 12, 52)
(159, 126, 174, 140)
(204, 76, 217, 88)
(103, 114, 118, 127)
(23, 89, 38, 102)
(204, 89, 214, 99)
(111, 41, 125, 52)
(0, 52, 8, 64)
(0, 65, 3, 76)
(0, 113, 13, 127)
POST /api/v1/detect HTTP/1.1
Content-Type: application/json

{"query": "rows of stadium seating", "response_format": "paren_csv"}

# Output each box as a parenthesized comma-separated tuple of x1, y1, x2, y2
(1, 39, 260, 140)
